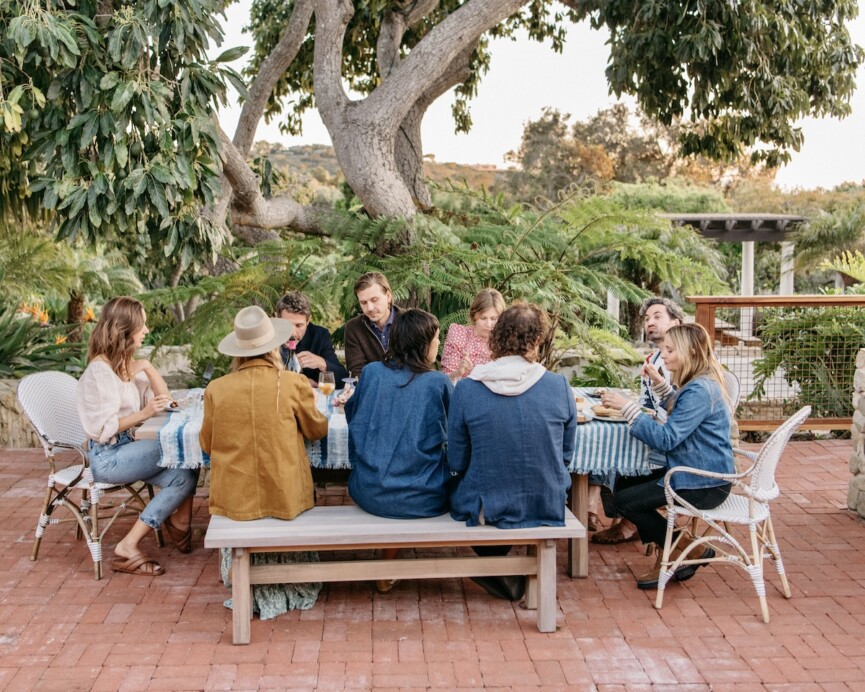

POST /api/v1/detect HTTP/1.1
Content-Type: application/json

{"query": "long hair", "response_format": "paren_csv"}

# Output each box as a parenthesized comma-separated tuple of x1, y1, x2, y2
(383, 309, 439, 380)
(468, 288, 505, 324)
(87, 296, 146, 380)
(664, 324, 731, 411)
(489, 303, 549, 361)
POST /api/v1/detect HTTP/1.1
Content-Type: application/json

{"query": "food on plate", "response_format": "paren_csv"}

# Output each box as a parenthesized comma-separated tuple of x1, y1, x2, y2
(591, 404, 624, 418)
(575, 396, 585, 403)
(576, 413, 590, 424)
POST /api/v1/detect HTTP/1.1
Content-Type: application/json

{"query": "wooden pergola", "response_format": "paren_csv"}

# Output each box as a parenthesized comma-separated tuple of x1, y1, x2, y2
(661, 213, 807, 338)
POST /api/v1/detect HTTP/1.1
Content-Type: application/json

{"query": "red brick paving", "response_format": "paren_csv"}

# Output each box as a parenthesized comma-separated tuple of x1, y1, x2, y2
(1, 440, 863, 690)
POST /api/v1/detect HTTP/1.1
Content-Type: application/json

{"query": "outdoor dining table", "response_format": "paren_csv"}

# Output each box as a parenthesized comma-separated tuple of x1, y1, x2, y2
(137, 387, 658, 579)
(567, 387, 658, 577)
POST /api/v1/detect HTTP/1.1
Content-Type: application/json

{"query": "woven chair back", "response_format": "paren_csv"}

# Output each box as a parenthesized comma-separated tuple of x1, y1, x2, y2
(17, 371, 87, 450)
(749, 405, 811, 500)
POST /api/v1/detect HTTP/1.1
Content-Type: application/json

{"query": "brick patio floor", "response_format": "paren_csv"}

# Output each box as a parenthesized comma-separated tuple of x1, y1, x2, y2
(1, 440, 863, 691)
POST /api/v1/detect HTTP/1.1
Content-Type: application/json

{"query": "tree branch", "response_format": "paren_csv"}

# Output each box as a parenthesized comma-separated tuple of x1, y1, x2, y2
(365, 0, 527, 124)
(376, 0, 441, 78)
(313, 0, 354, 129)
(233, 0, 315, 157)
(218, 127, 325, 236)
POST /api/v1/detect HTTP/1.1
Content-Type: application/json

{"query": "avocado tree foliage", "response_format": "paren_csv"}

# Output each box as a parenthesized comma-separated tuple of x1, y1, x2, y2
(1, 0, 862, 259)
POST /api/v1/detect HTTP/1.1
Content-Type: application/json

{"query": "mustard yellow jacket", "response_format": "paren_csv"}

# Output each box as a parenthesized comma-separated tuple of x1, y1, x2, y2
(200, 359, 328, 521)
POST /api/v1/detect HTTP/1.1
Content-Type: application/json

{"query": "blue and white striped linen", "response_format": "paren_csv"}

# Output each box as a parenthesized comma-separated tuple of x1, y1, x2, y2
(570, 387, 657, 475)
(156, 391, 350, 470)
(157, 388, 210, 469)
(304, 412, 350, 469)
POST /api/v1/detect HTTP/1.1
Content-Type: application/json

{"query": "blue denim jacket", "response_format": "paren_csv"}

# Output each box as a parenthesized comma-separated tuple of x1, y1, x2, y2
(629, 376, 734, 490)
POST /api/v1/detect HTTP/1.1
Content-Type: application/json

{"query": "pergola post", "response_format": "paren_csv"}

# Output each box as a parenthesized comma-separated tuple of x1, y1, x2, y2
(741, 241, 755, 338)
(780, 242, 795, 295)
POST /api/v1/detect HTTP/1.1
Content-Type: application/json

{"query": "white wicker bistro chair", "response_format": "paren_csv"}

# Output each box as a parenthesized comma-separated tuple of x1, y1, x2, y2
(17, 371, 163, 580)
(653, 405, 811, 623)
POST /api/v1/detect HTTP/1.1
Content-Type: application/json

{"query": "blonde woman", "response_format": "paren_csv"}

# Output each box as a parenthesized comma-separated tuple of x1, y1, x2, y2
(77, 297, 199, 576)
(600, 323, 734, 590)
(441, 288, 506, 380)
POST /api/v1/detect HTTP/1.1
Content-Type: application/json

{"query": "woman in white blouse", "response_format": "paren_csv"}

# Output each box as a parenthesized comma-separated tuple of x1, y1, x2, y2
(76, 297, 198, 576)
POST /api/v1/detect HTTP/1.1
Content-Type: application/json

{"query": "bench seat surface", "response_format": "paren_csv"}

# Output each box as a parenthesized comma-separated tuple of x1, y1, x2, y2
(205, 506, 584, 549)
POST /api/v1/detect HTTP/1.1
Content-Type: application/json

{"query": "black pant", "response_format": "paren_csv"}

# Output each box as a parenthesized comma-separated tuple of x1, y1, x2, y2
(612, 473, 731, 547)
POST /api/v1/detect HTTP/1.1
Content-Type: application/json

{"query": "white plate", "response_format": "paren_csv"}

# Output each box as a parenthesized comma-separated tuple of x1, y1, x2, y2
(594, 414, 628, 423)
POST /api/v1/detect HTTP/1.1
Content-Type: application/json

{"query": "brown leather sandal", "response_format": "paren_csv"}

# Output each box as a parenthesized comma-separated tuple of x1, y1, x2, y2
(112, 552, 165, 576)
(164, 517, 193, 554)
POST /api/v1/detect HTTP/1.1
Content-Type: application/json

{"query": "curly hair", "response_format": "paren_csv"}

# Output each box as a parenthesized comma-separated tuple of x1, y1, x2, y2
(87, 296, 146, 380)
(275, 292, 312, 320)
(489, 303, 549, 361)
(639, 297, 685, 323)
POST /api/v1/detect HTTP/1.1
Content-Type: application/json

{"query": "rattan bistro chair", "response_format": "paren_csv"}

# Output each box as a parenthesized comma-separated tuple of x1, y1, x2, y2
(17, 371, 162, 579)
(654, 405, 811, 623)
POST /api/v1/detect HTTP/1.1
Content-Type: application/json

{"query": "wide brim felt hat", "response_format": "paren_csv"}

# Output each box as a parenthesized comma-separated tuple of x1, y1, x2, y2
(217, 306, 294, 358)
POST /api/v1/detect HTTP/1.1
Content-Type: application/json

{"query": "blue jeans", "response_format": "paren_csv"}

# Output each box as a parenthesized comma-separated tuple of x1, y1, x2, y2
(88, 432, 199, 530)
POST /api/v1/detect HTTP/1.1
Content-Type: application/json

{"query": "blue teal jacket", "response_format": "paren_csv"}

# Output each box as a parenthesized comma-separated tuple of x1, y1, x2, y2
(345, 362, 452, 518)
(447, 372, 576, 529)
(629, 376, 734, 490)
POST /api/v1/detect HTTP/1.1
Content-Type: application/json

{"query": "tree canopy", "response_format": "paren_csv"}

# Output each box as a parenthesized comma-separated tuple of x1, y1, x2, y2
(1, 0, 862, 258)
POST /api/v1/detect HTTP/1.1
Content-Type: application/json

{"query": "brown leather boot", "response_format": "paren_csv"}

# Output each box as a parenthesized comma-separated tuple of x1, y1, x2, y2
(636, 549, 664, 590)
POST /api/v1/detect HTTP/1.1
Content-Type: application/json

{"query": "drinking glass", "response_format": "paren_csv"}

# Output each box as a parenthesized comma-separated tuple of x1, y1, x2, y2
(319, 372, 336, 414)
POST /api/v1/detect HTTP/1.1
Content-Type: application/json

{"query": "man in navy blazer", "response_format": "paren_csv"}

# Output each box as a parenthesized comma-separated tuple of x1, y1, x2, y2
(276, 292, 349, 386)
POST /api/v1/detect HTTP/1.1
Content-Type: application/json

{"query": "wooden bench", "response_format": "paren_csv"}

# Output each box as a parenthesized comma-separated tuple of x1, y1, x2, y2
(205, 505, 585, 644)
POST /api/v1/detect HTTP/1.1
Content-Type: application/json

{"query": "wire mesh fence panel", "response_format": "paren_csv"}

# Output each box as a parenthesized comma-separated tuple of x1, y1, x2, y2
(690, 296, 865, 430)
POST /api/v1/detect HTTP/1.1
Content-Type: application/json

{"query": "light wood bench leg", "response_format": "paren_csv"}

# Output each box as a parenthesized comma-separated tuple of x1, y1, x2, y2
(537, 539, 557, 632)
(568, 473, 589, 578)
(524, 544, 537, 609)
(232, 548, 252, 645)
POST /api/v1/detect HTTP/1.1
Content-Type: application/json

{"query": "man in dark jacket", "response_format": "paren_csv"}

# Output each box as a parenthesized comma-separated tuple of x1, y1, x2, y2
(343, 272, 403, 376)
(276, 292, 348, 386)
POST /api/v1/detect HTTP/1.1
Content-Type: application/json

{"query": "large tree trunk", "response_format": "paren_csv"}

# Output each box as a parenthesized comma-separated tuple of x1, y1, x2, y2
(213, 0, 528, 235)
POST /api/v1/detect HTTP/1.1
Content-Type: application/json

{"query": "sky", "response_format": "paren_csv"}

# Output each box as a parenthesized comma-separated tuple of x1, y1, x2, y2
(213, 2, 865, 191)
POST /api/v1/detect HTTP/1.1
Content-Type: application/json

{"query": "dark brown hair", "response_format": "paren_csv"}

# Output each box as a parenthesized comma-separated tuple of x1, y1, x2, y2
(489, 303, 549, 361)
(87, 296, 146, 380)
(384, 309, 439, 379)
(275, 292, 312, 320)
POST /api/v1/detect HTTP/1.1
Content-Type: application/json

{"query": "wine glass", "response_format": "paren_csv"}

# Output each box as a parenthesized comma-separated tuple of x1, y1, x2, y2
(319, 372, 336, 413)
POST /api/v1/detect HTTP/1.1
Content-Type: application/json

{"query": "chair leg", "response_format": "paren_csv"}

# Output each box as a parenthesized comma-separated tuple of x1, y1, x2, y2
(31, 481, 56, 561)
(654, 512, 677, 610)
(90, 487, 103, 580)
(748, 523, 770, 623)
(764, 517, 792, 598)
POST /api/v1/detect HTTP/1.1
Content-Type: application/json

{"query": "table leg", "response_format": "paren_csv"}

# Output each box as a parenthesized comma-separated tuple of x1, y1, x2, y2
(568, 473, 588, 578)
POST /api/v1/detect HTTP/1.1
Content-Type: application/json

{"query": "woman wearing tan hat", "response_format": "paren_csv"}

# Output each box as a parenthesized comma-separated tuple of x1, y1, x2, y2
(201, 305, 329, 618)
(200, 305, 328, 521)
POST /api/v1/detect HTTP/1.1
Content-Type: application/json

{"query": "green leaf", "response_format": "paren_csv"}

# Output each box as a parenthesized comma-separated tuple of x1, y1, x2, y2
(115, 140, 128, 168)
(214, 46, 249, 63)
(100, 72, 120, 91)
(110, 82, 136, 113)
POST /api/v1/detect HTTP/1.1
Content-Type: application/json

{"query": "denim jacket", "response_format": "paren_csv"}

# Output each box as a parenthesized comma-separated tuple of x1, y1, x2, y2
(629, 376, 734, 490)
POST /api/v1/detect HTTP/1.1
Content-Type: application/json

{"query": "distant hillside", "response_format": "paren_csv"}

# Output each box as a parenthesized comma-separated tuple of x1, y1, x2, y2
(250, 142, 508, 191)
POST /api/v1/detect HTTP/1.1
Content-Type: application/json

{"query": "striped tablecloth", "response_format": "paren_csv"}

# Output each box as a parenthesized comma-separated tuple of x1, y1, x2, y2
(569, 387, 656, 476)
(154, 390, 350, 470)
